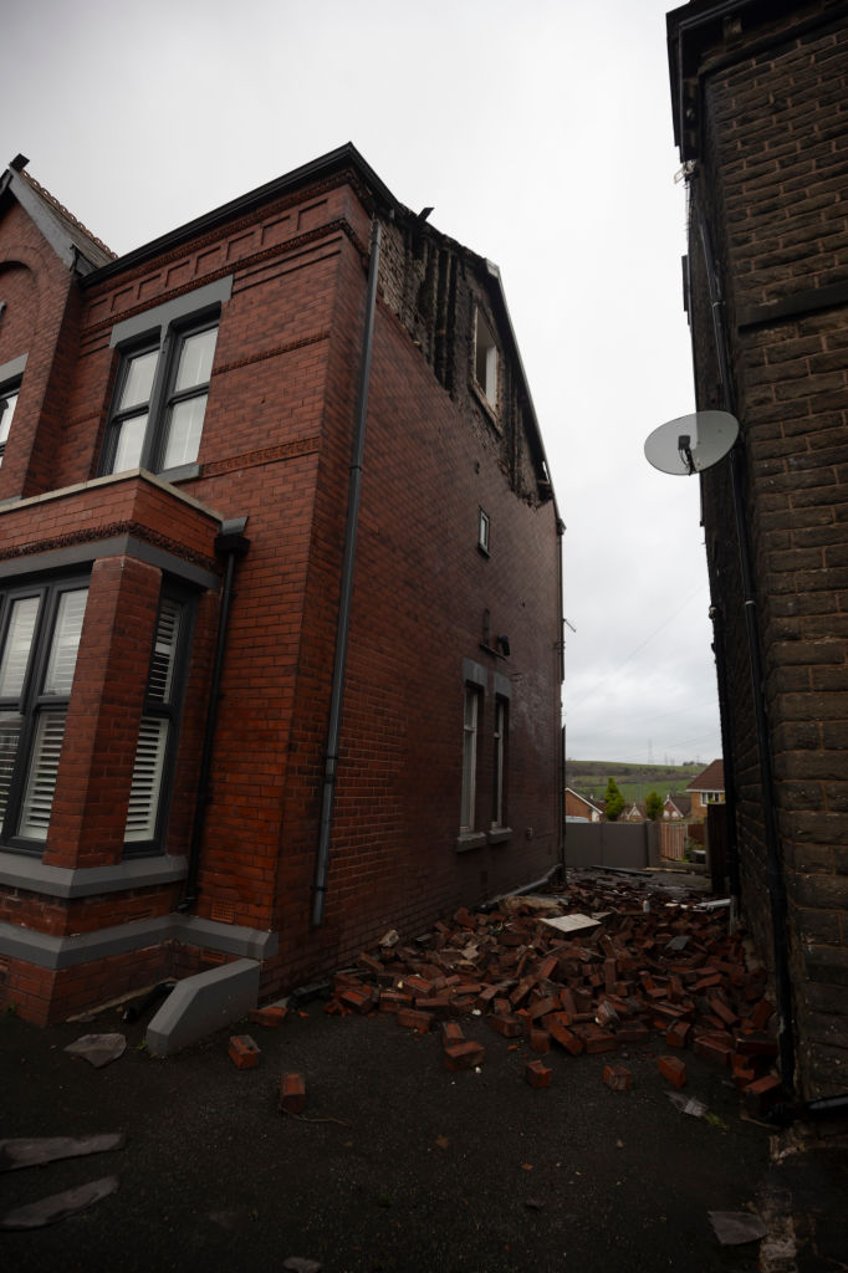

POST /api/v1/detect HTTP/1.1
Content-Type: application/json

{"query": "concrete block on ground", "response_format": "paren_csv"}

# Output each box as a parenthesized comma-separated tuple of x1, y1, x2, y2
(145, 959, 260, 1056)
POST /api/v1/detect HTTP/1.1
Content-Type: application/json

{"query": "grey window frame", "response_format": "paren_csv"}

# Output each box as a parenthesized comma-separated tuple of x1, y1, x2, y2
(0, 574, 89, 853)
(103, 314, 219, 478)
(102, 276, 232, 480)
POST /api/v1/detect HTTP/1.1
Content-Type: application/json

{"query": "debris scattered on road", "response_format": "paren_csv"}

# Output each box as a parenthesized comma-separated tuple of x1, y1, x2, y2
(667, 1091, 709, 1119)
(228, 1035, 261, 1069)
(708, 1210, 768, 1245)
(602, 1064, 632, 1092)
(64, 1034, 127, 1068)
(0, 1176, 119, 1229)
(312, 874, 778, 1109)
(0, 1133, 125, 1172)
(540, 913, 600, 935)
(279, 1072, 307, 1114)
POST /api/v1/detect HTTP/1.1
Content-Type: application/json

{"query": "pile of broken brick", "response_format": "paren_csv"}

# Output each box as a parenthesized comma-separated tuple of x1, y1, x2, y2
(312, 877, 782, 1114)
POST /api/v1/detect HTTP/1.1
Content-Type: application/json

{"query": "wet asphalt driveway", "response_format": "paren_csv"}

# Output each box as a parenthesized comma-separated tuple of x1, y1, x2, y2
(1, 995, 772, 1273)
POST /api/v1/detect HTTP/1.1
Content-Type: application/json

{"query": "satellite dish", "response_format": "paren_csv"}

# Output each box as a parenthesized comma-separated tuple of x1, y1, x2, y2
(644, 411, 739, 475)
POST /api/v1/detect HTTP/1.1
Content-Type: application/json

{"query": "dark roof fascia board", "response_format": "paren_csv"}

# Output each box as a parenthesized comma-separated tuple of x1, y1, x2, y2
(82, 142, 399, 289)
(3, 168, 76, 271)
(1, 168, 112, 274)
(667, 0, 838, 159)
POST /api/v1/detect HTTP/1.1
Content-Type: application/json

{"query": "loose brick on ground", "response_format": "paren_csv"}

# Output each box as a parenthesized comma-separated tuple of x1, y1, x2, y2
(279, 1072, 306, 1114)
(228, 1035, 260, 1069)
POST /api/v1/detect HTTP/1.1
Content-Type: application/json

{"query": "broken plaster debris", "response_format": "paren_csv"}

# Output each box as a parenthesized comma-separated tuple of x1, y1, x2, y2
(0, 1176, 119, 1230)
(63, 1034, 127, 1068)
(539, 913, 600, 935)
(667, 1092, 708, 1119)
(0, 1133, 125, 1172)
(708, 1210, 768, 1246)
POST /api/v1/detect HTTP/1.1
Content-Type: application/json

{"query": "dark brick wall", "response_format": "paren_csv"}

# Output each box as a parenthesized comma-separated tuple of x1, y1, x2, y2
(677, 0, 848, 1097)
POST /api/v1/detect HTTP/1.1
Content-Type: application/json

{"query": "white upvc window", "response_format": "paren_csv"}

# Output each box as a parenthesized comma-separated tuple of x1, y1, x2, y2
(473, 308, 498, 409)
(460, 685, 481, 833)
(478, 508, 490, 554)
(492, 697, 507, 829)
(105, 322, 219, 476)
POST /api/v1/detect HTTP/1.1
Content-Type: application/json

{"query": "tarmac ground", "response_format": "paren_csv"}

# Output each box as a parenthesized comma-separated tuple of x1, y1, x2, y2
(1, 867, 846, 1273)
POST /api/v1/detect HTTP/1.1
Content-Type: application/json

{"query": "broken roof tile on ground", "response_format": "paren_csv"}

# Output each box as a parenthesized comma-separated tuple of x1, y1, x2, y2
(314, 874, 780, 1107)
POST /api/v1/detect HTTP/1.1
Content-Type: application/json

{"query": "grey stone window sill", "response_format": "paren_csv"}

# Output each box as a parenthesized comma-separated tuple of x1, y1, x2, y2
(455, 831, 487, 853)
(487, 827, 512, 846)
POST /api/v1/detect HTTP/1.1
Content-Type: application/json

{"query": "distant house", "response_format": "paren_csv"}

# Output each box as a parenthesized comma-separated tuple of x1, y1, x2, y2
(663, 793, 691, 821)
(686, 760, 725, 822)
(622, 802, 646, 823)
(565, 788, 603, 823)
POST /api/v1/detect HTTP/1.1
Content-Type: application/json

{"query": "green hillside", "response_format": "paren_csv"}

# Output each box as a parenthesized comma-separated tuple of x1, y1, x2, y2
(565, 760, 702, 807)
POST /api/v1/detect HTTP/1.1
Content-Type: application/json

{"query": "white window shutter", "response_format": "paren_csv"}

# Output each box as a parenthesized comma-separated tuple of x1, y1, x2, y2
(19, 712, 66, 840)
(124, 716, 168, 842)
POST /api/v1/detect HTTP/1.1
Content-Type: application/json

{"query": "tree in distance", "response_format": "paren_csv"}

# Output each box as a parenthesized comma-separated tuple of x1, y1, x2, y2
(604, 777, 625, 822)
(645, 790, 663, 822)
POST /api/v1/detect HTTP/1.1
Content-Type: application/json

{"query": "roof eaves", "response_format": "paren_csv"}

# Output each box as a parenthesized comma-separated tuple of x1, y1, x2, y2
(3, 165, 115, 272)
(82, 142, 400, 288)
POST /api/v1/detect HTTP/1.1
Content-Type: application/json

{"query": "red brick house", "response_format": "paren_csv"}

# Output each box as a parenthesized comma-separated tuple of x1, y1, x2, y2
(685, 759, 725, 821)
(564, 787, 603, 822)
(0, 146, 563, 1025)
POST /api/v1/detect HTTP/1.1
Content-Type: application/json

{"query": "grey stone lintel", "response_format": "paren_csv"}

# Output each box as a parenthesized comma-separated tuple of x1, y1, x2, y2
(0, 353, 28, 385)
(109, 276, 234, 347)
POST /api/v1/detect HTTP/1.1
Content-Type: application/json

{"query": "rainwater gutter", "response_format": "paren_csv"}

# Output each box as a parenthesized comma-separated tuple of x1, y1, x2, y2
(311, 216, 383, 928)
(178, 517, 250, 912)
(695, 201, 796, 1095)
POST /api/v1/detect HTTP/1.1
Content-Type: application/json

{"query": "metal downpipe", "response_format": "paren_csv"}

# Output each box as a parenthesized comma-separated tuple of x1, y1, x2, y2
(178, 518, 249, 912)
(312, 217, 382, 928)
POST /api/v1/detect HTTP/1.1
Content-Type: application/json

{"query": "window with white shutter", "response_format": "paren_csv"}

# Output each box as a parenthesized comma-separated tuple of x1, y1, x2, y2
(124, 594, 188, 851)
(0, 578, 88, 848)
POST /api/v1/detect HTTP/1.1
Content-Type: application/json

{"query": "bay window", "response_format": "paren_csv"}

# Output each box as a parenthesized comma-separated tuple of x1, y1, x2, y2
(0, 579, 88, 847)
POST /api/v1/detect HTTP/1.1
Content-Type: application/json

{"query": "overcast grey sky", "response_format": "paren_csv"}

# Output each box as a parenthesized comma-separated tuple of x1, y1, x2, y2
(3, 0, 721, 766)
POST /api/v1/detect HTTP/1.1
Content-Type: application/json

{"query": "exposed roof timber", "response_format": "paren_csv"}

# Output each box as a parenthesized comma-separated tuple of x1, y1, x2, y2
(83, 142, 556, 508)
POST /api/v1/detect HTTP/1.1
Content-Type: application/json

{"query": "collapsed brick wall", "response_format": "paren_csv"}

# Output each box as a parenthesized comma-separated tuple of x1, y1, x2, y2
(378, 218, 545, 507)
(682, 1, 848, 1098)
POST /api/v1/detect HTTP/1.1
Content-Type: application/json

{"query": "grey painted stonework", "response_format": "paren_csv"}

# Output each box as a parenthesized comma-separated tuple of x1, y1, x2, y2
(0, 912, 278, 970)
(0, 850, 187, 899)
(145, 959, 260, 1056)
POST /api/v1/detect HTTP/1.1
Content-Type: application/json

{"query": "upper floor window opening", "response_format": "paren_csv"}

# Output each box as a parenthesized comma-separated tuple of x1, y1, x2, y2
(104, 318, 219, 477)
(473, 308, 498, 410)
(478, 507, 490, 555)
(0, 383, 19, 468)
